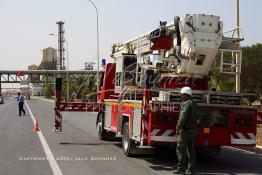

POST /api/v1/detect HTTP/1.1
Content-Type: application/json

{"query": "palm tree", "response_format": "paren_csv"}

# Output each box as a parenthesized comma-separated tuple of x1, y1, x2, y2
(62, 75, 97, 101)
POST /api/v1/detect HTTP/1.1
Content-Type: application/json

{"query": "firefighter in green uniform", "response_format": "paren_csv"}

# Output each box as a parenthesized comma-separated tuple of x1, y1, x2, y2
(174, 87, 197, 175)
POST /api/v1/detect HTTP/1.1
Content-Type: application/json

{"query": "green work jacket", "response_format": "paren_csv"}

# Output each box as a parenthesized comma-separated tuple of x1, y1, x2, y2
(176, 99, 197, 130)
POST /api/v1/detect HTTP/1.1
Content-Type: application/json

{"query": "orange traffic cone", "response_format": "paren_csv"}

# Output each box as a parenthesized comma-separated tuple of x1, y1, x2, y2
(33, 118, 40, 132)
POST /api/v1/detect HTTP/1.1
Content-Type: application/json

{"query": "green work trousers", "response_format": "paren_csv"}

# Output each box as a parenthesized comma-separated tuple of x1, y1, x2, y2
(176, 130, 196, 172)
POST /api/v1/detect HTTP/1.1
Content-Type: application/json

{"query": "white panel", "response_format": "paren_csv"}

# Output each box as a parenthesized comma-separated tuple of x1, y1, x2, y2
(195, 40, 216, 48)
(151, 136, 177, 142)
(231, 133, 256, 145)
(193, 14, 220, 32)
(104, 105, 112, 130)
(231, 137, 256, 145)
(132, 108, 142, 141)
(194, 32, 219, 41)
(177, 14, 222, 76)
(116, 56, 123, 72)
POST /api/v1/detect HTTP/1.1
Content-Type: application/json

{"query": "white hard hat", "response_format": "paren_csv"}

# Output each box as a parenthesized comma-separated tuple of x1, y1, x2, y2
(180, 87, 192, 96)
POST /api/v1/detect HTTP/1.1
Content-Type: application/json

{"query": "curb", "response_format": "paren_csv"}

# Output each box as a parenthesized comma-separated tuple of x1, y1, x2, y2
(33, 96, 55, 103)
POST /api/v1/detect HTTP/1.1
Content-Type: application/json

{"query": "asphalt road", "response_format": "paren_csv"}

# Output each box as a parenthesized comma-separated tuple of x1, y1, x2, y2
(0, 98, 262, 175)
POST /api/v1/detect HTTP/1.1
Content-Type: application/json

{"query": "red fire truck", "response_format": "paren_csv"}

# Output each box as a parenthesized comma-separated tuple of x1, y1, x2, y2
(54, 14, 259, 156)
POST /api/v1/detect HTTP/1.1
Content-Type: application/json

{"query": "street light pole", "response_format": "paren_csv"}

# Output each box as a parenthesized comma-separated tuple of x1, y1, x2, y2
(87, 0, 100, 101)
(65, 40, 69, 102)
(236, 0, 241, 93)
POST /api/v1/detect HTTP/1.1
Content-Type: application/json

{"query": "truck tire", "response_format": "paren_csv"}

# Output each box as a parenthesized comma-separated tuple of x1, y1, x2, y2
(96, 112, 115, 140)
(122, 122, 136, 156)
(96, 112, 107, 140)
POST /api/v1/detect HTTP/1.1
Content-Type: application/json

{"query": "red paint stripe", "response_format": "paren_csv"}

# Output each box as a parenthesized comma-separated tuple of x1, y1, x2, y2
(156, 129, 165, 136)
(232, 132, 240, 139)
(169, 130, 176, 136)
(242, 132, 251, 140)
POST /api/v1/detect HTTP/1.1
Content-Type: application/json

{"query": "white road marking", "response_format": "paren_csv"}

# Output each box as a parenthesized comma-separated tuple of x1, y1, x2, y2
(25, 101, 63, 175)
(226, 146, 262, 156)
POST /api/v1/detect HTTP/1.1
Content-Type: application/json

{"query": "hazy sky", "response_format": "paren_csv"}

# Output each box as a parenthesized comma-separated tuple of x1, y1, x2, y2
(0, 0, 261, 71)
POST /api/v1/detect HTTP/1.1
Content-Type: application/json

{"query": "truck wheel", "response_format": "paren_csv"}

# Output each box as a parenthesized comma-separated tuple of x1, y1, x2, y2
(122, 122, 136, 156)
(96, 112, 115, 140)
